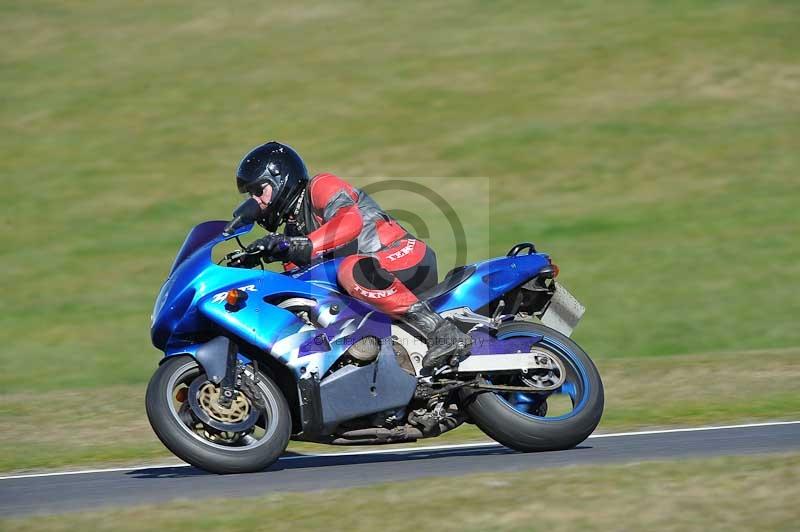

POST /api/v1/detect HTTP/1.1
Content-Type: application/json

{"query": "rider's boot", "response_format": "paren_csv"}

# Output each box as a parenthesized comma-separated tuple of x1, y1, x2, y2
(402, 301, 472, 370)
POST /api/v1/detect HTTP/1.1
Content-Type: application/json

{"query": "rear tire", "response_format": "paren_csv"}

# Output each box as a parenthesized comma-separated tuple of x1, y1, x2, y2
(459, 321, 604, 452)
(146, 356, 292, 474)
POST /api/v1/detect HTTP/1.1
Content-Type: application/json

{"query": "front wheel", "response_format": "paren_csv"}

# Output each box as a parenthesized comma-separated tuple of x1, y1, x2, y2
(459, 321, 604, 452)
(146, 356, 292, 474)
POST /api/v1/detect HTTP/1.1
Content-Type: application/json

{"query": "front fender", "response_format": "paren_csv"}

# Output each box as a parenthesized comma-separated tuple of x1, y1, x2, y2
(164, 337, 250, 383)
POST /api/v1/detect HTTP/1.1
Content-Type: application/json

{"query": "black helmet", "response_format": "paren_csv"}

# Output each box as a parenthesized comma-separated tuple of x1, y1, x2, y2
(236, 141, 309, 230)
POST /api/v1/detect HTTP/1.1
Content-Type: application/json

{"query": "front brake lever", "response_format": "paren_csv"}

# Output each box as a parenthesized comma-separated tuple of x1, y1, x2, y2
(226, 249, 246, 261)
(225, 249, 253, 268)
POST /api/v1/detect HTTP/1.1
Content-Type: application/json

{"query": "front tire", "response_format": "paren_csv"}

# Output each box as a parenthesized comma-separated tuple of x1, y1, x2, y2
(459, 321, 604, 452)
(146, 356, 292, 474)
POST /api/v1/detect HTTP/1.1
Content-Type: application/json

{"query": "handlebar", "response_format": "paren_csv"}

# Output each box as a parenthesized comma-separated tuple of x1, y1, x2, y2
(223, 248, 262, 268)
(223, 233, 288, 268)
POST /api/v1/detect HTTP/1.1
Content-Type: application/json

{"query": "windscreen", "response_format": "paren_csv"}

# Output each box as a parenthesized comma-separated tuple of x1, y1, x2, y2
(169, 221, 228, 275)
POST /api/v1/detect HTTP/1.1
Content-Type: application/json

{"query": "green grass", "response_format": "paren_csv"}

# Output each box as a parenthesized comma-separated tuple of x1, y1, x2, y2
(4, 453, 800, 531)
(2, 347, 797, 473)
(1, 0, 799, 467)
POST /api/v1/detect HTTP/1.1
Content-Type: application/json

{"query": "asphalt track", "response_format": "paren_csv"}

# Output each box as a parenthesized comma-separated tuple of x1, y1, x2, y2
(1, 421, 798, 517)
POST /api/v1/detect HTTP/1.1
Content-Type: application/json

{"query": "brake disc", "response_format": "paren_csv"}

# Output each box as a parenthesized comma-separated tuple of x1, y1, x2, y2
(187, 375, 260, 433)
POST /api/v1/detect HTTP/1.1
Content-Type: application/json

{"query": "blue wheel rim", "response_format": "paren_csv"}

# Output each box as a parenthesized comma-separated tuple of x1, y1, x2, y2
(492, 329, 590, 422)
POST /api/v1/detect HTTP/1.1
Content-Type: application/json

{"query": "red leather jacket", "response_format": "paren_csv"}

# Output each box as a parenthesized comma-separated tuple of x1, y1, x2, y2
(287, 173, 411, 259)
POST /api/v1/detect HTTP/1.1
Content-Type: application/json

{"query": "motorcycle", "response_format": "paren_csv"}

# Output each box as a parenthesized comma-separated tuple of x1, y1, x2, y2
(146, 201, 604, 474)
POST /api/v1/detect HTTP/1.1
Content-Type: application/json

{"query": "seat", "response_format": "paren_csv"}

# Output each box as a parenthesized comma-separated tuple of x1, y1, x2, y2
(417, 264, 476, 302)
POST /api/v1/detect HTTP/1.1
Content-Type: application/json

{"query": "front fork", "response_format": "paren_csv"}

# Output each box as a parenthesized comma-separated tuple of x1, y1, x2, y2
(217, 340, 241, 408)
(190, 336, 245, 408)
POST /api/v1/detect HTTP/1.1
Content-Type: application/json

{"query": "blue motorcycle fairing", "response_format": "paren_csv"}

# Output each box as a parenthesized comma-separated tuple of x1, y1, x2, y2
(152, 221, 255, 347)
(153, 222, 393, 380)
(153, 220, 555, 376)
(153, 220, 552, 361)
(286, 257, 345, 291)
(285, 248, 552, 315)
(151, 220, 566, 434)
(152, 221, 309, 350)
(427, 253, 551, 313)
(198, 288, 393, 378)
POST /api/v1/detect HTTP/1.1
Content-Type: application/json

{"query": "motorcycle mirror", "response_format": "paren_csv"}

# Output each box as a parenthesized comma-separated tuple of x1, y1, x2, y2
(223, 197, 263, 235)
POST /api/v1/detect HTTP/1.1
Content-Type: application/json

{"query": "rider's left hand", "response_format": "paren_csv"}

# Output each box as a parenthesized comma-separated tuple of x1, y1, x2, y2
(248, 234, 284, 255)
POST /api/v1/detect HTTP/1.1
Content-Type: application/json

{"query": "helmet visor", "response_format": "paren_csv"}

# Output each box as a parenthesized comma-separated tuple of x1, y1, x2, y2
(244, 181, 271, 198)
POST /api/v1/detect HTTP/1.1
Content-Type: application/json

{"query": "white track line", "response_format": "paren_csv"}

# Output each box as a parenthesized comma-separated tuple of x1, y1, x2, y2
(586, 420, 800, 438)
(2, 420, 798, 481)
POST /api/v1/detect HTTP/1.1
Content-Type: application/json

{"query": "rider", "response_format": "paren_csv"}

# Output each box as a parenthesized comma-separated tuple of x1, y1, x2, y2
(235, 141, 472, 370)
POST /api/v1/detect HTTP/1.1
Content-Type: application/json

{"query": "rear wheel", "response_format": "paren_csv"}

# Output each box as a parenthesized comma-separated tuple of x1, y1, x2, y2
(459, 321, 604, 452)
(146, 356, 291, 474)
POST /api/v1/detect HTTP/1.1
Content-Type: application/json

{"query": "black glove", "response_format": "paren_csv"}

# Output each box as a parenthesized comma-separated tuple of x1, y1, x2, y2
(248, 234, 313, 266)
